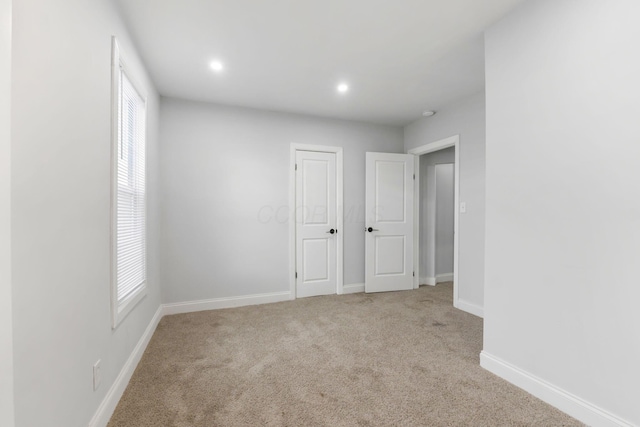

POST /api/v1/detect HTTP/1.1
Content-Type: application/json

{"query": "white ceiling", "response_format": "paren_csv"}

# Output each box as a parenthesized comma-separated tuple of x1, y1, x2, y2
(116, 0, 524, 126)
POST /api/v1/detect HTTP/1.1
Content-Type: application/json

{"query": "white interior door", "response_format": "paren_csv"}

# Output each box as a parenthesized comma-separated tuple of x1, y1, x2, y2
(296, 151, 337, 298)
(365, 152, 414, 293)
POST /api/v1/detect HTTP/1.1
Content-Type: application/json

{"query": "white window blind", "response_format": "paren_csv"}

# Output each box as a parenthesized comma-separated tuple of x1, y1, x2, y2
(111, 38, 147, 329)
(116, 70, 146, 303)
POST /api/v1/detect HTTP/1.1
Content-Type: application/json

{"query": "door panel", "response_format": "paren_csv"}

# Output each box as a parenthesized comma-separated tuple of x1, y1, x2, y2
(375, 235, 405, 275)
(365, 152, 414, 293)
(302, 239, 329, 281)
(302, 160, 329, 225)
(296, 151, 337, 298)
(375, 161, 406, 222)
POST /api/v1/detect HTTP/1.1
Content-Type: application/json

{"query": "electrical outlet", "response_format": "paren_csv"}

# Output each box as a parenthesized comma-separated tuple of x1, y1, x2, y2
(93, 360, 102, 391)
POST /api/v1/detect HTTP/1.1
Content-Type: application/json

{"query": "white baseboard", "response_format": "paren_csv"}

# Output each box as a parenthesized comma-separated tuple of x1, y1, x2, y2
(455, 298, 484, 318)
(436, 273, 453, 282)
(480, 352, 634, 427)
(422, 277, 436, 286)
(88, 306, 163, 427)
(162, 291, 291, 316)
(420, 274, 453, 286)
(342, 283, 365, 294)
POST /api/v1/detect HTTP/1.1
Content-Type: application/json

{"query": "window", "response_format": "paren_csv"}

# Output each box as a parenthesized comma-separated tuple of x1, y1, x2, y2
(111, 37, 147, 328)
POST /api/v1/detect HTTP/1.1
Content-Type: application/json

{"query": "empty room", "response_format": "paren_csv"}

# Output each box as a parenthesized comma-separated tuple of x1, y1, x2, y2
(1, 0, 639, 426)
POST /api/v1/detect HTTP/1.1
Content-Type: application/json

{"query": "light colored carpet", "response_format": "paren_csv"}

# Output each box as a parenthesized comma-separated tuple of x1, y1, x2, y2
(108, 283, 581, 426)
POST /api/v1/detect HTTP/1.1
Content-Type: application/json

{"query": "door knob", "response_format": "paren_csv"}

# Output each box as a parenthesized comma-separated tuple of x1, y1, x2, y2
(326, 229, 336, 234)
(366, 227, 379, 232)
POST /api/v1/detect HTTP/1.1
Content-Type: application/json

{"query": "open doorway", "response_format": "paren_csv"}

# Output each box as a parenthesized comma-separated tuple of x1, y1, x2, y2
(434, 162, 455, 284)
(408, 135, 460, 307)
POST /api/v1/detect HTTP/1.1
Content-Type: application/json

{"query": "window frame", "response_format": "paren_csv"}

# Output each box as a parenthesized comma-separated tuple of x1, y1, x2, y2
(110, 37, 148, 329)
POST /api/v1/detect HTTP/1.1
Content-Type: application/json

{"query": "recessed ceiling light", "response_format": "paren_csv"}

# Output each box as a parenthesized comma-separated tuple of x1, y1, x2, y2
(337, 83, 349, 94)
(422, 110, 436, 117)
(209, 60, 224, 72)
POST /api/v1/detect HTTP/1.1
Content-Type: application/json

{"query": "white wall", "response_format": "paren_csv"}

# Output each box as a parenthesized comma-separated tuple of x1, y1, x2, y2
(418, 147, 455, 282)
(435, 163, 454, 276)
(0, 0, 14, 426)
(405, 91, 486, 312)
(483, 0, 640, 425)
(160, 98, 403, 303)
(11, 0, 161, 426)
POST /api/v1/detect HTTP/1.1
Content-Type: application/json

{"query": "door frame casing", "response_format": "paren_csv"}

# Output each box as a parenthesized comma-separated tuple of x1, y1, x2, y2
(289, 143, 344, 299)
(408, 135, 460, 307)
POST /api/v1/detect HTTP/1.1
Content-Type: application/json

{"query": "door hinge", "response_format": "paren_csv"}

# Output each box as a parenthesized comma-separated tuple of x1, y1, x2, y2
(295, 272, 298, 279)
(413, 271, 415, 277)
(413, 174, 415, 180)
(295, 163, 298, 171)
